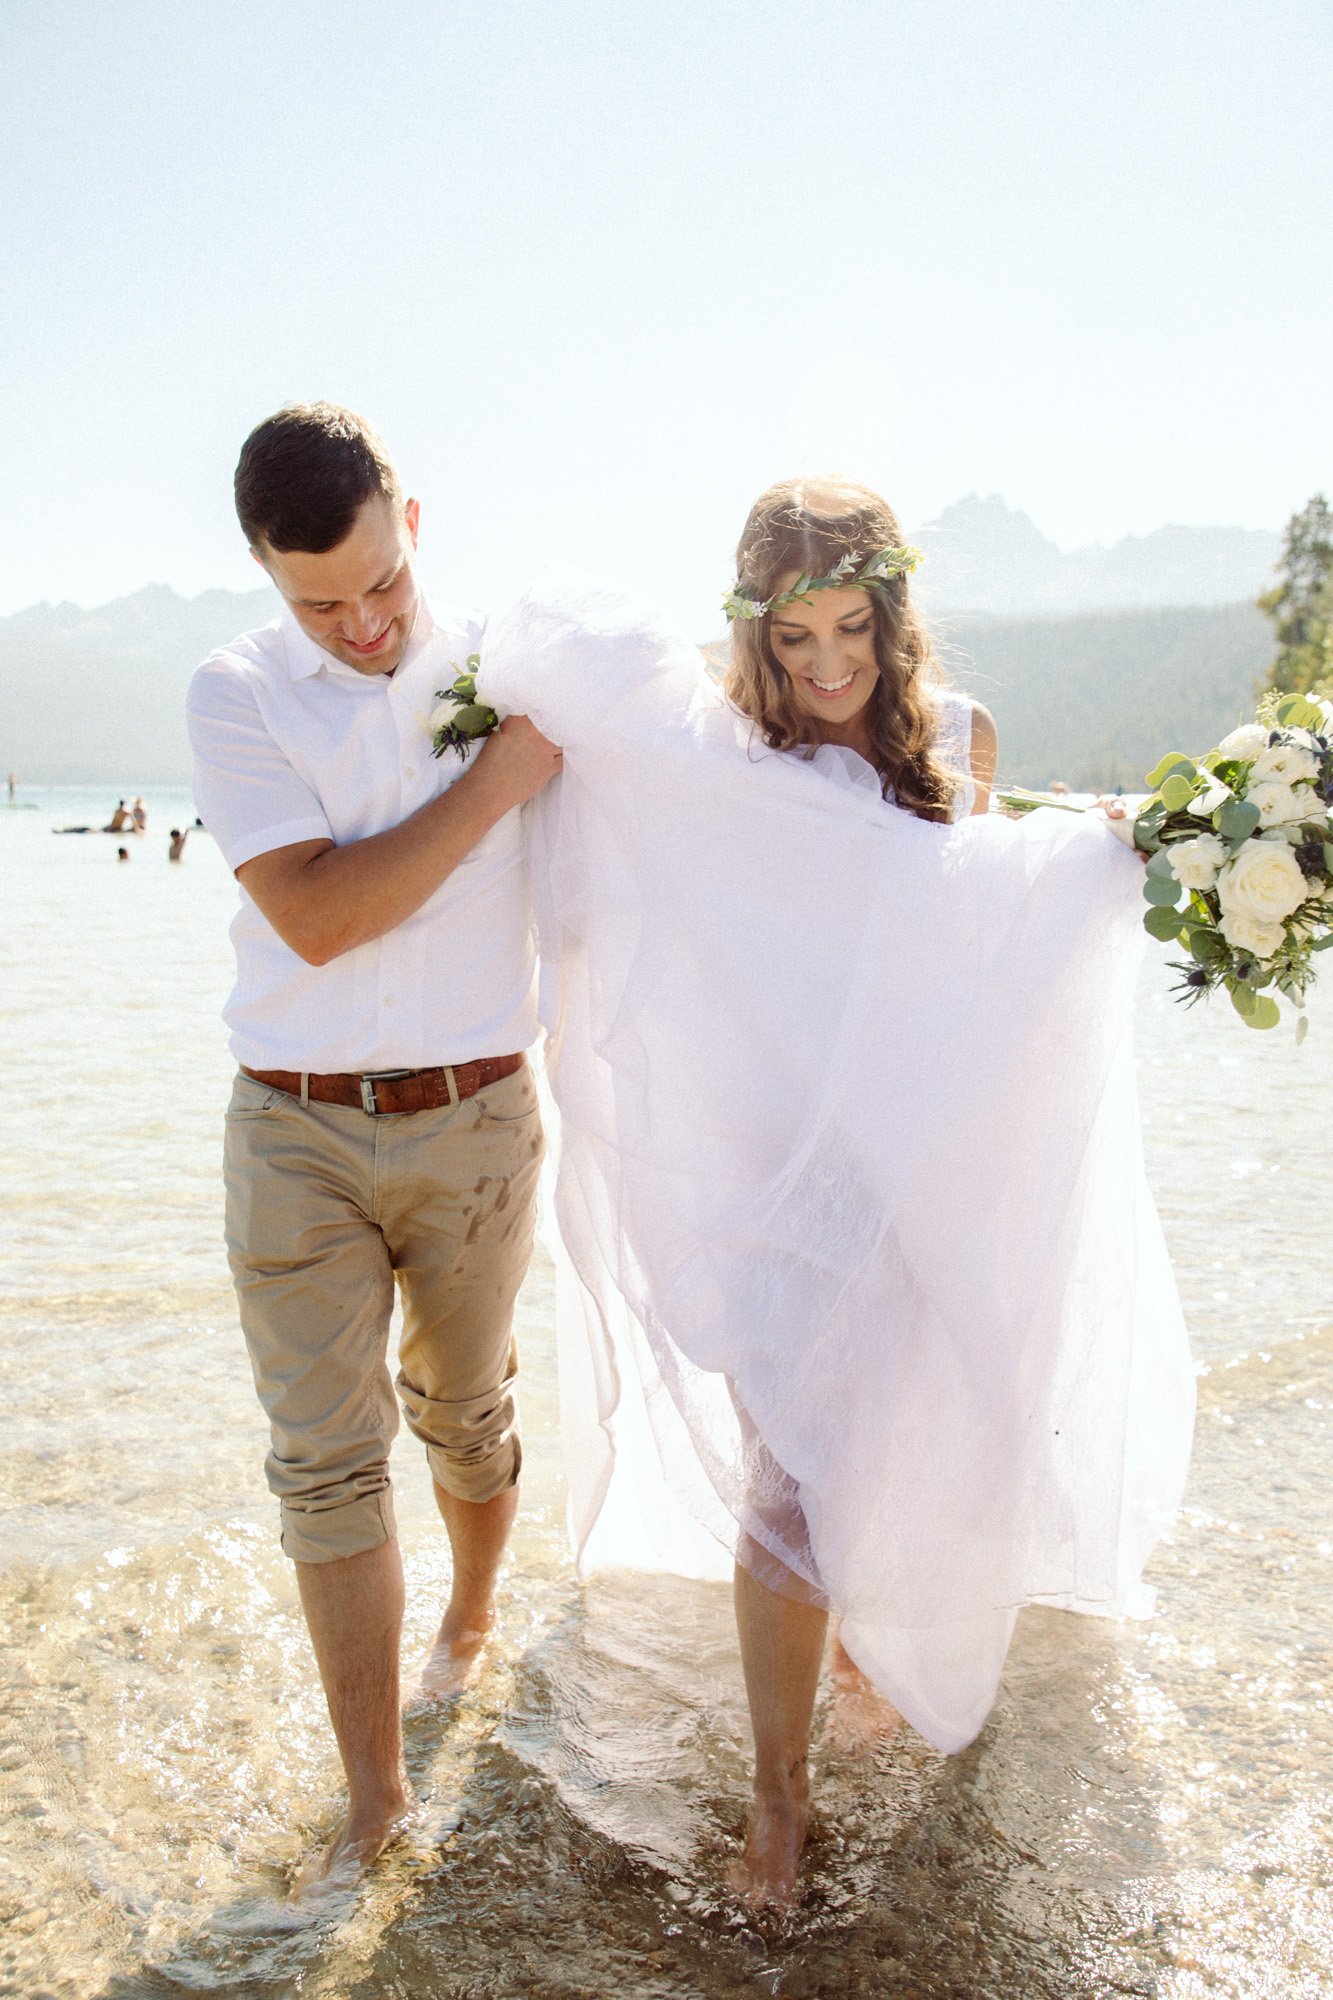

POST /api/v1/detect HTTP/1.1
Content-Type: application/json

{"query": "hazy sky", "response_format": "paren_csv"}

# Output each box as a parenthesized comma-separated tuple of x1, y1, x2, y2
(2, 0, 1330, 632)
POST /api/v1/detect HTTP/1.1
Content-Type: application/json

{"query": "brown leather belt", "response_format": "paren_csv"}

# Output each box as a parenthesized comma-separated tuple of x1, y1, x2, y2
(240, 1052, 527, 1117)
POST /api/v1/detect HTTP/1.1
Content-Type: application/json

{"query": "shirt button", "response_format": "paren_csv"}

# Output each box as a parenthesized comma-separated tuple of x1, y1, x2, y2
(404, 765, 416, 779)
(382, 996, 395, 1008)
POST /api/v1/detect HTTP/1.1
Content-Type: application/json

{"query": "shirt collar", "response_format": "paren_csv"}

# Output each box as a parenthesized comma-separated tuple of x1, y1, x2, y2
(279, 591, 437, 683)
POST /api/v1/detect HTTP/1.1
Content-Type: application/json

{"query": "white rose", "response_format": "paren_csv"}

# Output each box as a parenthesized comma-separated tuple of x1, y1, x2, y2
(427, 699, 454, 735)
(1218, 723, 1269, 760)
(1218, 908, 1287, 957)
(1315, 697, 1333, 733)
(1245, 778, 1320, 827)
(1167, 833, 1228, 891)
(1251, 741, 1318, 785)
(1216, 838, 1309, 929)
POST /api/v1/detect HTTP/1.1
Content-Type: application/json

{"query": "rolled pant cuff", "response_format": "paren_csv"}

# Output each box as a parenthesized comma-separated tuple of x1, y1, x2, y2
(279, 1487, 397, 1565)
(424, 1434, 522, 1505)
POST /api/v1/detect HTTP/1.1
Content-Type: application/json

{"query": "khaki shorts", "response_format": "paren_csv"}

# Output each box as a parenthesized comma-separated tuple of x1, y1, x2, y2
(223, 1062, 544, 1563)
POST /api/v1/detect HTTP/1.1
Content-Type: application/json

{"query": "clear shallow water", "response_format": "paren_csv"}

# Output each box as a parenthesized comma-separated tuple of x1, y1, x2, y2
(1, 787, 1330, 1999)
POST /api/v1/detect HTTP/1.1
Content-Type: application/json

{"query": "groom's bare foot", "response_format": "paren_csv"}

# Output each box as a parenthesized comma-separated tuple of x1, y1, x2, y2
(290, 1787, 412, 1900)
(413, 1606, 496, 1703)
(822, 1632, 903, 1755)
(726, 1780, 810, 1910)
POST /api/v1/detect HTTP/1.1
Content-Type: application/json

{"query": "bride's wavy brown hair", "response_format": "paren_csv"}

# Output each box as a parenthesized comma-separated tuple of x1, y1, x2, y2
(725, 476, 957, 822)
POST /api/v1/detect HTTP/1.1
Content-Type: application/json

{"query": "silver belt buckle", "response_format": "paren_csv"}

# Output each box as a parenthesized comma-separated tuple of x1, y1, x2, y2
(359, 1069, 414, 1116)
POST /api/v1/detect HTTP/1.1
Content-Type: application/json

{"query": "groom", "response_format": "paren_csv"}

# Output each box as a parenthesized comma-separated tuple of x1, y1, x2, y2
(187, 402, 561, 1883)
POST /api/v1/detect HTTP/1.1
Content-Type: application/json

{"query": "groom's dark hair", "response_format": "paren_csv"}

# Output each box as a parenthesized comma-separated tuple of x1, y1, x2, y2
(234, 402, 403, 554)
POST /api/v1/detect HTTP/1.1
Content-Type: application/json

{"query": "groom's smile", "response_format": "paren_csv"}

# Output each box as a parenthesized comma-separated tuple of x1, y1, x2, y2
(255, 491, 423, 677)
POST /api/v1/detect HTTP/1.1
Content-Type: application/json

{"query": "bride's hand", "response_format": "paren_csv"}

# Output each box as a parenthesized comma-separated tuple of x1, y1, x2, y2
(1092, 797, 1144, 855)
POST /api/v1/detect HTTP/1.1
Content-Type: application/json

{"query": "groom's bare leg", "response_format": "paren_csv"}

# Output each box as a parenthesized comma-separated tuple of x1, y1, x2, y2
(294, 1540, 411, 1887)
(417, 1480, 519, 1698)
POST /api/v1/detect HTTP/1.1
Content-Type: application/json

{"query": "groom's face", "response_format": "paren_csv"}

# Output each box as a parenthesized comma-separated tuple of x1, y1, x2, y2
(258, 494, 422, 676)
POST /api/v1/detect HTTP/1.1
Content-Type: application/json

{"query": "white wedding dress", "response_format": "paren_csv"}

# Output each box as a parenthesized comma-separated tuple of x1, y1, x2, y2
(479, 573, 1195, 1755)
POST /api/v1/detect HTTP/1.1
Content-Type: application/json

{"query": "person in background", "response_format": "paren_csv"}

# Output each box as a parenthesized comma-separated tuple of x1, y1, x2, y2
(168, 827, 188, 862)
(131, 797, 147, 832)
(116, 846, 130, 862)
(186, 401, 561, 1891)
(105, 800, 131, 832)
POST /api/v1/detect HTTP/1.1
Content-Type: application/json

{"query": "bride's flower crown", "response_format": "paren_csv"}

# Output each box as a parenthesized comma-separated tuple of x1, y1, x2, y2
(722, 544, 923, 623)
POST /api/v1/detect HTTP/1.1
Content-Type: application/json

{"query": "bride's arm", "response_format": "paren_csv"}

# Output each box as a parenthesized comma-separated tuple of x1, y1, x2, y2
(968, 703, 998, 814)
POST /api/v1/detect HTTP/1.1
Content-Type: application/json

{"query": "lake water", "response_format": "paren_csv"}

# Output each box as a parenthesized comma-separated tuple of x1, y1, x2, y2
(1, 786, 1330, 2000)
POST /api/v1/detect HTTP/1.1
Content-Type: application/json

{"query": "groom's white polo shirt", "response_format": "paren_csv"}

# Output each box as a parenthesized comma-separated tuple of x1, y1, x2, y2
(186, 598, 537, 1074)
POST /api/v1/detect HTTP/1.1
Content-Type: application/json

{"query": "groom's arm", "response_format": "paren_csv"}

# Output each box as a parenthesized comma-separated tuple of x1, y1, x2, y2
(236, 719, 560, 965)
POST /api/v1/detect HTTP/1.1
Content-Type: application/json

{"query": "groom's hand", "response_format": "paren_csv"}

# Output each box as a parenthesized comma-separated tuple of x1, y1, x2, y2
(472, 716, 563, 812)
(237, 716, 562, 966)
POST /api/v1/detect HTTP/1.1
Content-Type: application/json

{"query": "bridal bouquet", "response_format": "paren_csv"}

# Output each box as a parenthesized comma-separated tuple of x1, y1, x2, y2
(1002, 694, 1333, 1032)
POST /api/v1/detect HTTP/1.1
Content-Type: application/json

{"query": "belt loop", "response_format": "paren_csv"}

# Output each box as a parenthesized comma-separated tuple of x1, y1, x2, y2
(444, 1064, 459, 1109)
(299, 1072, 309, 1108)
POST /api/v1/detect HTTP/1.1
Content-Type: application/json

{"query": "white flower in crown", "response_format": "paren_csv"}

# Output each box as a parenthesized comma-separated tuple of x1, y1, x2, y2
(722, 590, 769, 621)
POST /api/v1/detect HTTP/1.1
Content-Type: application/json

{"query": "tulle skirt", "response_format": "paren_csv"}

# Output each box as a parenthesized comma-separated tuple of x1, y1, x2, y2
(479, 573, 1195, 1753)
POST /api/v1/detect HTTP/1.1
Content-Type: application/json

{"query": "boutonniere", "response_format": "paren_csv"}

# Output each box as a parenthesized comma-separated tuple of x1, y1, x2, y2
(427, 655, 499, 760)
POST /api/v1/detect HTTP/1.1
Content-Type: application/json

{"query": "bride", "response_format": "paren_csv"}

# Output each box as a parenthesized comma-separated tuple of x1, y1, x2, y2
(479, 477, 1194, 1906)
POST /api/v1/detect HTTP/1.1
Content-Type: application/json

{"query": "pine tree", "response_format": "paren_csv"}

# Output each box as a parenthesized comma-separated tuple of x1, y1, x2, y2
(1260, 494, 1333, 695)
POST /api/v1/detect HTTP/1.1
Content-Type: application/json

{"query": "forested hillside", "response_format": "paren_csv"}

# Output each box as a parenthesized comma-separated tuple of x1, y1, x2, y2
(1, 586, 1272, 792)
(939, 602, 1271, 792)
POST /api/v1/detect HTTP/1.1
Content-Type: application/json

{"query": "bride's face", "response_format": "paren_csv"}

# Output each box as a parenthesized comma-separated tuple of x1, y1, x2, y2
(767, 579, 880, 733)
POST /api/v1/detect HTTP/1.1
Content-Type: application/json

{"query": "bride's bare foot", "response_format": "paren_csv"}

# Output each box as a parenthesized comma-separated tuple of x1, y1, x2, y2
(726, 1778, 810, 1910)
(821, 1633, 903, 1756)
(290, 1787, 412, 1900)
(412, 1607, 495, 1703)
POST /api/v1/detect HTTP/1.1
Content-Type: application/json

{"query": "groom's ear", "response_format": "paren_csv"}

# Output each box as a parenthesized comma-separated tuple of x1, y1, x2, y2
(249, 544, 269, 572)
(404, 497, 420, 547)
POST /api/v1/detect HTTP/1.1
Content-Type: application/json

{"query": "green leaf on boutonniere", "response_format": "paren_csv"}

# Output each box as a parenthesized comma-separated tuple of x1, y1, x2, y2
(429, 654, 499, 761)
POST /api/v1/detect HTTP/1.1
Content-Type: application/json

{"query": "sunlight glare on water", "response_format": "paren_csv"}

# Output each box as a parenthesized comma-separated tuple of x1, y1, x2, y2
(1, 788, 1330, 1999)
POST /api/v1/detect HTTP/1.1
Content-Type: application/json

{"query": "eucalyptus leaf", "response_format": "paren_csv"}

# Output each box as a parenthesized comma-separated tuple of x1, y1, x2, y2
(1242, 994, 1281, 1030)
(1144, 873, 1184, 907)
(1160, 774, 1197, 813)
(1146, 846, 1179, 879)
(451, 703, 497, 737)
(1276, 694, 1325, 731)
(1296, 1014, 1310, 1045)
(1144, 752, 1196, 790)
(1229, 982, 1257, 1018)
(1144, 905, 1186, 942)
(1217, 799, 1261, 842)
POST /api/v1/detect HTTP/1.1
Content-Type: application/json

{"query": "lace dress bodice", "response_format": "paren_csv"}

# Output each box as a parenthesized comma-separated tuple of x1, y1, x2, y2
(930, 686, 977, 820)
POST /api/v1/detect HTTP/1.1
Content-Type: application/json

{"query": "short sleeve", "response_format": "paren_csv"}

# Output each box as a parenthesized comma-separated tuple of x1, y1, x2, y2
(186, 653, 332, 871)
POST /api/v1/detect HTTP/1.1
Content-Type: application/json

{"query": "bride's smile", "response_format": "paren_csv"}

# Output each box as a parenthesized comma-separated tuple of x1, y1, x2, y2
(767, 581, 881, 741)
